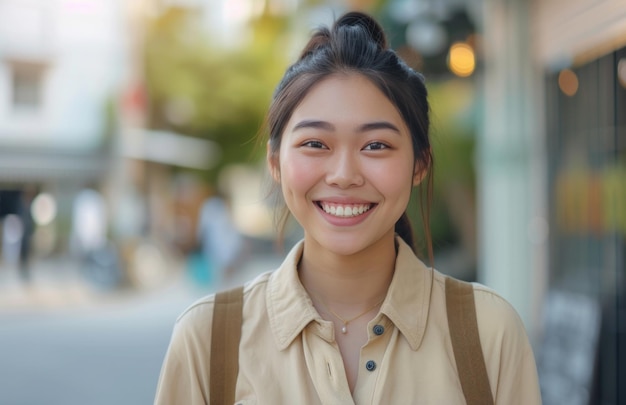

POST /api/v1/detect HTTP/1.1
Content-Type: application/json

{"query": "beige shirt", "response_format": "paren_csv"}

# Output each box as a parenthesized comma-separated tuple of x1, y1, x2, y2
(155, 239, 542, 404)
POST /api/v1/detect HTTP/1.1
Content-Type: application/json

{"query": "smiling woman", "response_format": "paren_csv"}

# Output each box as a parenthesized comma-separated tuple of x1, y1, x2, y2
(272, 73, 418, 259)
(154, 11, 542, 405)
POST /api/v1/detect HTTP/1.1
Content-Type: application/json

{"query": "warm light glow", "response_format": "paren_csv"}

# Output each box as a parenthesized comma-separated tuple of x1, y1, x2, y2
(618, 58, 626, 89)
(558, 69, 579, 96)
(31, 193, 57, 226)
(447, 42, 475, 77)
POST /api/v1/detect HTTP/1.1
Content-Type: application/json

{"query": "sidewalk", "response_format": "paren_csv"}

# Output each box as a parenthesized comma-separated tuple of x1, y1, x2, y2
(0, 256, 119, 313)
(0, 252, 283, 314)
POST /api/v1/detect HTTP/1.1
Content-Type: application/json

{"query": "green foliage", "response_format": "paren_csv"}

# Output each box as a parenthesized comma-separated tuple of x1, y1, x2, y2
(409, 79, 477, 255)
(144, 8, 290, 182)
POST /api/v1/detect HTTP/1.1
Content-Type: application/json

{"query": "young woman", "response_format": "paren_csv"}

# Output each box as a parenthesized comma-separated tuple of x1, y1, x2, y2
(155, 11, 541, 404)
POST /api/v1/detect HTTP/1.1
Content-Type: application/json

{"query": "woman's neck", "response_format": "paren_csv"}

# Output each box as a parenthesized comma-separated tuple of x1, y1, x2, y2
(298, 236, 396, 307)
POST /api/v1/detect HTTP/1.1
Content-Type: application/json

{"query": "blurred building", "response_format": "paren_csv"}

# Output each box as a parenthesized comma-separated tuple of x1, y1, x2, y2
(0, 0, 127, 259)
(478, 0, 625, 403)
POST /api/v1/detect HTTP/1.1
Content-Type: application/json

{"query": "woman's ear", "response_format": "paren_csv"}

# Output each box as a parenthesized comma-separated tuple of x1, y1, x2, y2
(412, 163, 428, 186)
(267, 141, 280, 182)
(413, 150, 431, 186)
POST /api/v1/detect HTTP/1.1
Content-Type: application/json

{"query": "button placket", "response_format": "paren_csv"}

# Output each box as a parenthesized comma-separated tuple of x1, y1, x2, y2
(361, 320, 387, 376)
(354, 319, 394, 403)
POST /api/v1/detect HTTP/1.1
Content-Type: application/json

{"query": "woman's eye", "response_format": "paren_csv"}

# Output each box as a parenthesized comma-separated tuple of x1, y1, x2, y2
(363, 142, 388, 150)
(303, 140, 326, 149)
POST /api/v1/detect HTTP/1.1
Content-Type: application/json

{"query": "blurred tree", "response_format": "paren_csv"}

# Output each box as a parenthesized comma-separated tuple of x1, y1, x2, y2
(143, 7, 290, 182)
(409, 79, 478, 276)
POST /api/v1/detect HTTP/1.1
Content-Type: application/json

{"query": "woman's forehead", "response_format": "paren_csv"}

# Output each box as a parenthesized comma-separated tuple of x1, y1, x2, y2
(287, 74, 406, 129)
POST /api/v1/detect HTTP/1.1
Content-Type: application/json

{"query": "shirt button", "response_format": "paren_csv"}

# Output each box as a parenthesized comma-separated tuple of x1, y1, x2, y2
(365, 360, 377, 372)
(373, 325, 385, 335)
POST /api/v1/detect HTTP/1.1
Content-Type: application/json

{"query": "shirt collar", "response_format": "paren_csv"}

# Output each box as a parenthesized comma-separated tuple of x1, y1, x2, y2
(381, 237, 433, 350)
(266, 241, 322, 350)
(266, 237, 433, 351)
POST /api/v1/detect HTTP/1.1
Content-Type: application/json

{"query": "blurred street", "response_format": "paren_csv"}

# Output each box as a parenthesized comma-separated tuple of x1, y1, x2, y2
(0, 0, 623, 403)
(0, 252, 282, 405)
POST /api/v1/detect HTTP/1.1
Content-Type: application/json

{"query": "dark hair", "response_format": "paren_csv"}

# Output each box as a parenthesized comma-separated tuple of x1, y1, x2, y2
(265, 11, 434, 263)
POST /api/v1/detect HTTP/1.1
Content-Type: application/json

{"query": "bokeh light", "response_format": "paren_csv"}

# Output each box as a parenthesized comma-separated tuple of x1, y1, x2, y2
(406, 19, 448, 57)
(447, 42, 475, 77)
(31, 193, 57, 226)
(558, 69, 579, 96)
(618, 58, 626, 89)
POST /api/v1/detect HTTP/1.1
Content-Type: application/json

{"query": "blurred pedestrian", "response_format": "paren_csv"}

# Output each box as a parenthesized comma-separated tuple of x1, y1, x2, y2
(17, 187, 37, 281)
(195, 189, 243, 286)
(0, 190, 23, 269)
(155, 11, 541, 404)
(71, 188, 107, 255)
(71, 188, 121, 289)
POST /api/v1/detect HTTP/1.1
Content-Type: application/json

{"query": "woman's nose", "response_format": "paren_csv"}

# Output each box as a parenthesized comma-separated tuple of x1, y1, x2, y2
(325, 151, 364, 188)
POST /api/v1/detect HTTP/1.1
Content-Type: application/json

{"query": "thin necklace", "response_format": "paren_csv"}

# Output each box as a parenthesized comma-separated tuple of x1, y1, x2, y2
(314, 296, 385, 334)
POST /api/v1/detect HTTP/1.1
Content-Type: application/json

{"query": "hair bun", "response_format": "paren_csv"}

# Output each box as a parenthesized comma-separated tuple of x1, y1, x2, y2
(333, 11, 388, 49)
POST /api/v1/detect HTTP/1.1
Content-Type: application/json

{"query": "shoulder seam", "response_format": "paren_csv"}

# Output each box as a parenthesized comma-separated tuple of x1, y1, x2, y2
(471, 283, 509, 301)
(175, 296, 216, 322)
(175, 271, 272, 322)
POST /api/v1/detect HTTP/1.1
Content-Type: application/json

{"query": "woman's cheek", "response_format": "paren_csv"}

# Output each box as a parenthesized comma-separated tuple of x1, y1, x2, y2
(281, 154, 320, 188)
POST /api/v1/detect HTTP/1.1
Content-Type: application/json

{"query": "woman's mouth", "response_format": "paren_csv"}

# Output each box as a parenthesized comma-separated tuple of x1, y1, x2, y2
(317, 201, 374, 218)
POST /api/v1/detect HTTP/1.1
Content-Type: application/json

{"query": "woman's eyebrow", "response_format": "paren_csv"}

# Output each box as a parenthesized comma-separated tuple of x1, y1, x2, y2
(292, 120, 335, 131)
(358, 121, 401, 134)
(292, 120, 400, 134)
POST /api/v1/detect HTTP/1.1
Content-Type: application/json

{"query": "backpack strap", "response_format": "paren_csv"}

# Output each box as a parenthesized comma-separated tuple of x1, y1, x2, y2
(210, 286, 244, 405)
(445, 277, 494, 405)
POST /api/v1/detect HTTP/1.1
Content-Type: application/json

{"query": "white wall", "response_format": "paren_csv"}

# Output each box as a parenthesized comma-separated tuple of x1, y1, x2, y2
(0, 0, 127, 152)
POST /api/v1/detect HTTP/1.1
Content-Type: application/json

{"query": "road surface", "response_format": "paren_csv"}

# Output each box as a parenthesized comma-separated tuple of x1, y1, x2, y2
(0, 255, 280, 405)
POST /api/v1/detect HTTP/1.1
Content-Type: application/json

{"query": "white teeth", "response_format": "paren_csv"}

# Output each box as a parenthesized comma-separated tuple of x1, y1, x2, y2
(320, 202, 372, 218)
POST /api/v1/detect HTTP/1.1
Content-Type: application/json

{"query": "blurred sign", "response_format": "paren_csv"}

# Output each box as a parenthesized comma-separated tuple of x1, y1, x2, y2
(537, 290, 601, 405)
(0, 150, 107, 182)
(121, 129, 221, 170)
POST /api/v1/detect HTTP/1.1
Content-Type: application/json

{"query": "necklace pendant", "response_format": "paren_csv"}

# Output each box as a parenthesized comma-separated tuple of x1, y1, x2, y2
(341, 325, 347, 334)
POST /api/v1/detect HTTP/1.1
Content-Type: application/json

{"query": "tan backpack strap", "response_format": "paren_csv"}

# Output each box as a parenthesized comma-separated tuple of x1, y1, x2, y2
(210, 286, 244, 405)
(445, 277, 494, 405)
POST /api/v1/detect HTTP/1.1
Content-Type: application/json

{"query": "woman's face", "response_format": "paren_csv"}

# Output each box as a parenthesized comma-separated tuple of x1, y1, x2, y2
(269, 73, 423, 257)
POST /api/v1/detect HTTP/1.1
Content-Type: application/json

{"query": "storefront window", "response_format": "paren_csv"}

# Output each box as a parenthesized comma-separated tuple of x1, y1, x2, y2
(546, 46, 626, 404)
(11, 62, 45, 112)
